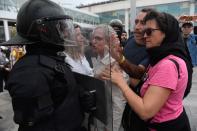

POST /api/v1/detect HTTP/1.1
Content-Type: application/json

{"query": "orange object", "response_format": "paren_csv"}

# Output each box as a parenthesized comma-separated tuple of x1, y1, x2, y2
(178, 15, 197, 23)
(11, 47, 25, 61)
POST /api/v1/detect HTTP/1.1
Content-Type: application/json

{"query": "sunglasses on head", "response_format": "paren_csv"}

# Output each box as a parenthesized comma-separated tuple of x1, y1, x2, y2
(143, 28, 160, 36)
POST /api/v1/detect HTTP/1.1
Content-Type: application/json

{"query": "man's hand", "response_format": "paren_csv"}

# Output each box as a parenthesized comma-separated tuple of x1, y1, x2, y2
(109, 33, 123, 62)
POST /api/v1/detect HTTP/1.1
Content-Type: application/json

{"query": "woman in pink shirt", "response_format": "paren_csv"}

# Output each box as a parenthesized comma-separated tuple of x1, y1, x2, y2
(101, 11, 192, 131)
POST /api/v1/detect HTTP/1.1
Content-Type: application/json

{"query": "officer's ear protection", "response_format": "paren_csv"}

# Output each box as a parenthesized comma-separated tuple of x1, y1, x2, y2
(35, 19, 49, 33)
(26, 18, 48, 38)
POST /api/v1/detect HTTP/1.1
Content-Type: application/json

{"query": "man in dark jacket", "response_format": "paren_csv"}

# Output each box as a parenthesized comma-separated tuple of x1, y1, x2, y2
(0, 0, 94, 131)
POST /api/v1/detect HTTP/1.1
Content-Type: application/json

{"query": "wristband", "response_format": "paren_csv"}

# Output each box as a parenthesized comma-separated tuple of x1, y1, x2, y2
(119, 55, 125, 64)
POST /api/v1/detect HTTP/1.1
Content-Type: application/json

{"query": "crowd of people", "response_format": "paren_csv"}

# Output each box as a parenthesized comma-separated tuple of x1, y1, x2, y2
(0, 0, 197, 131)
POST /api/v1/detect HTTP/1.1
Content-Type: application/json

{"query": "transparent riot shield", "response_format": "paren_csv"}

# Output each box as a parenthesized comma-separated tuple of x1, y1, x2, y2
(62, 23, 113, 130)
(90, 24, 128, 131)
(93, 16, 128, 131)
(62, 23, 109, 130)
(63, 23, 128, 131)
(88, 24, 114, 131)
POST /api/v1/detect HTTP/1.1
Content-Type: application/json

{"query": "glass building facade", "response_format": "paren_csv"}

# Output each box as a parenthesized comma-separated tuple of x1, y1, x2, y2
(97, 9, 125, 24)
(0, 0, 17, 12)
(64, 7, 100, 25)
(0, 0, 17, 42)
(0, 21, 16, 43)
(137, 2, 190, 17)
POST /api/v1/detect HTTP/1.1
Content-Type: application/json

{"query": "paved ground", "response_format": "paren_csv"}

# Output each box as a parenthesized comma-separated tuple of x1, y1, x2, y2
(0, 92, 18, 131)
(0, 68, 197, 131)
(184, 67, 197, 131)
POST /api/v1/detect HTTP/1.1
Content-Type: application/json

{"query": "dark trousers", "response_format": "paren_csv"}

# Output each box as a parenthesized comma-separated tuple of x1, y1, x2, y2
(0, 69, 4, 92)
(0, 68, 9, 92)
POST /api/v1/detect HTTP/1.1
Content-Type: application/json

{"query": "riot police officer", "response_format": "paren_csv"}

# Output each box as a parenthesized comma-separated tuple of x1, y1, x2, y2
(1, 0, 93, 131)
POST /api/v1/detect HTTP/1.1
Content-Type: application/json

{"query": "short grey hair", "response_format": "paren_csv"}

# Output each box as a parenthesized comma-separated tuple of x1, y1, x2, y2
(93, 24, 116, 43)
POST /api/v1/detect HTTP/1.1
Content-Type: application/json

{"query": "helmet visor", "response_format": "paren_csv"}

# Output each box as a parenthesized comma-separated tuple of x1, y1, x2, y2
(26, 15, 79, 47)
(56, 19, 78, 47)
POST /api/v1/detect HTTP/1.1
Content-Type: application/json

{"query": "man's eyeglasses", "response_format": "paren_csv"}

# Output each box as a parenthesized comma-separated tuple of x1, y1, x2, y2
(143, 28, 160, 36)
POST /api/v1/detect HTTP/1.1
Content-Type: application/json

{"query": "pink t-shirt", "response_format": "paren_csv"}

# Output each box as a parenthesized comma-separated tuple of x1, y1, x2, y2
(140, 55, 188, 123)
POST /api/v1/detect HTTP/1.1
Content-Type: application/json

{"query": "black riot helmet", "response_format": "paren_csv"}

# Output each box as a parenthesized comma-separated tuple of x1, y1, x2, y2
(1, 0, 77, 48)
(109, 19, 123, 30)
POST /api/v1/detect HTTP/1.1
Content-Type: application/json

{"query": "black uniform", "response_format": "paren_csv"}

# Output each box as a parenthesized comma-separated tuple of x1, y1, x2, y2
(6, 51, 83, 131)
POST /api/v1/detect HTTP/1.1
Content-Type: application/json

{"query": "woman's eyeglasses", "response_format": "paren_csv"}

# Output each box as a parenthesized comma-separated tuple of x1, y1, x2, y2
(143, 28, 160, 36)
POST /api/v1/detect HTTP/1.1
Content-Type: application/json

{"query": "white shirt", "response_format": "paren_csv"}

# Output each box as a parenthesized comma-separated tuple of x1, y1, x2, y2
(93, 53, 127, 131)
(65, 53, 93, 76)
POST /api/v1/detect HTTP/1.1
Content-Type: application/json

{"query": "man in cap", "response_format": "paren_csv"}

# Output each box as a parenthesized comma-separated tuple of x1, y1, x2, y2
(1, 0, 94, 131)
(181, 22, 197, 66)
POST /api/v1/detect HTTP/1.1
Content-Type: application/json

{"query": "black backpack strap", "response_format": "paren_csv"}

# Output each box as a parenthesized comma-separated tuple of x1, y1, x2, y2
(169, 58, 180, 79)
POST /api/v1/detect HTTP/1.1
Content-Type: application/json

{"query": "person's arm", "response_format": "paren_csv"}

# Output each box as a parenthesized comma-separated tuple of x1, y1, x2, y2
(102, 58, 180, 121)
(101, 67, 171, 121)
(118, 56, 146, 79)
(109, 40, 146, 79)
(118, 80, 171, 120)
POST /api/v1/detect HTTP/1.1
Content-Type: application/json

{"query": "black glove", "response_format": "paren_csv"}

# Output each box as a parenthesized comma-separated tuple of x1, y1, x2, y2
(79, 87, 96, 113)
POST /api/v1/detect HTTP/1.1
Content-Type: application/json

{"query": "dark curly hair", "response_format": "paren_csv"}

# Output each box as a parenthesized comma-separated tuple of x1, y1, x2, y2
(143, 10, 166, 34)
